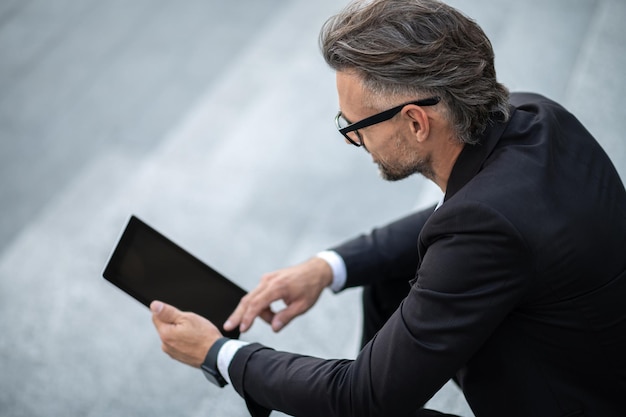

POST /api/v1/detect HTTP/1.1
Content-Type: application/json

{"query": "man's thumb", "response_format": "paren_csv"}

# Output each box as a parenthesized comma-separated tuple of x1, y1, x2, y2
(150, 300, 164, 313)
(150, 300, 178, 323)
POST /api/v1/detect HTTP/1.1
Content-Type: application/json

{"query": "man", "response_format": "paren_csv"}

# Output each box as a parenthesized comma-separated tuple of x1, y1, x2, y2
(150, 0, 626, 416)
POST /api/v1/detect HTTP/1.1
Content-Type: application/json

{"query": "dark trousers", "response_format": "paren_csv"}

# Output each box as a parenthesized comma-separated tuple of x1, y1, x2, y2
(360, 278, 413, 348)
(361, 280, 463, 417)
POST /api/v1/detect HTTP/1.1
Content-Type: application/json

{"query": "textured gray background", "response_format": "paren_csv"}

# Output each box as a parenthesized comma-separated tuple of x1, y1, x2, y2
(1, 0, 625, 416)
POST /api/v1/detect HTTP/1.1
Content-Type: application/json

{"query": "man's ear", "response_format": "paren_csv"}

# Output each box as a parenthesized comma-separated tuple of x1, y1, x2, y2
(403, 105, 430, 143)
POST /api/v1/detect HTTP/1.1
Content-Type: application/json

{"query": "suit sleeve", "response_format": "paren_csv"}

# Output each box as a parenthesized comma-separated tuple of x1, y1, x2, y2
(229, 201, 533, 417)
(331, 205, 436, 288)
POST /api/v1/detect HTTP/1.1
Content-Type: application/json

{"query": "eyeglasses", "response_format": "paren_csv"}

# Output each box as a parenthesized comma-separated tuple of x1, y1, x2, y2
(334, 96, 440, 147)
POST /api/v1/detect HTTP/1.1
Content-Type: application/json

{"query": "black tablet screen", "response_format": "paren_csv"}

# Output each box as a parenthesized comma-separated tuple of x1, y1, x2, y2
(103, 216, 246, 339)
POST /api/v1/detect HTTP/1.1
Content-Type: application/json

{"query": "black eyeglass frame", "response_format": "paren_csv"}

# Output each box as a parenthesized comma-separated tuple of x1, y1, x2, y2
(335, 96, 441, 147)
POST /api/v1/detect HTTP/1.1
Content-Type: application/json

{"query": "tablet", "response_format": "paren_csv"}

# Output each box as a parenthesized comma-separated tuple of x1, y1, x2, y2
(103, 215, 246, 339)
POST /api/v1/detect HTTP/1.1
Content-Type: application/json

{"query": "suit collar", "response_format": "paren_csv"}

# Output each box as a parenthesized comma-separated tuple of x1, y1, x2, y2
(444, 107, 516, 202)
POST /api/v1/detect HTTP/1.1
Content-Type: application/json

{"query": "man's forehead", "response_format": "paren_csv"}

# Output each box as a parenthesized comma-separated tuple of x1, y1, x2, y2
(336, 71, 368, 116)
(336, 71, 363, 96)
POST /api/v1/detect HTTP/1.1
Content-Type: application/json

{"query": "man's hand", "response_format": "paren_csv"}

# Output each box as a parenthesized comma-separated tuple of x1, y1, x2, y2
(224, 257, 333, 333)
(150, 301, 222, 368)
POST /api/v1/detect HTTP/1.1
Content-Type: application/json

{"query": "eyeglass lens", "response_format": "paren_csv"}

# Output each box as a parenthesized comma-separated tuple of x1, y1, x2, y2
(336, 113, 362, 145)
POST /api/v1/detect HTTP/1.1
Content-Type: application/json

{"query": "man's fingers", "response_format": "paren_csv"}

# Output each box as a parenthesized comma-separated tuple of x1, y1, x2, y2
(271, 301, 308, 332)
(224, 292, 256, 331)
(224, 263, 325, 333)
(224, 283, 283, 332)
(224, 305, 275, 332)
(259, 307, 275, 324)
(224, 302, 246, 332)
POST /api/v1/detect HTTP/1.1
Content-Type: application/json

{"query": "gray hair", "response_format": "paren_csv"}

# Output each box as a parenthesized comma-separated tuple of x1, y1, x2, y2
(320, 0, 510, 145)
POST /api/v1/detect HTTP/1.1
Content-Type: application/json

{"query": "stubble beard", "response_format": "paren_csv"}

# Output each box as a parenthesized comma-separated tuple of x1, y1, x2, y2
(375, 134, 435, 182)
(377, 157, 434, 181)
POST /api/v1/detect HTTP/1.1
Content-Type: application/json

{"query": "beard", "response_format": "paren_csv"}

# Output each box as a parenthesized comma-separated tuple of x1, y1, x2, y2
(373, 133, 435, 182)
(377, 156, 434, 181)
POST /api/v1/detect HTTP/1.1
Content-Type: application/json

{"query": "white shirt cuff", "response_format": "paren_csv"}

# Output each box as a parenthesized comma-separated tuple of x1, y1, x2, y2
(216, 339, 250, 385)
(316, 250, 347, 293)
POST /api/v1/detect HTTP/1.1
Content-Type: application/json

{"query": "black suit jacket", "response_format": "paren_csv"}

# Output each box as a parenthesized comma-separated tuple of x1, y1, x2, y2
(229, 93, 626, 417)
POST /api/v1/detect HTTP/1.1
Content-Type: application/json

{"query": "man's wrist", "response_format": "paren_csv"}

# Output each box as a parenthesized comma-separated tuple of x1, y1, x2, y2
(216, 339, 250, 385)
(201, 337, 230, 387)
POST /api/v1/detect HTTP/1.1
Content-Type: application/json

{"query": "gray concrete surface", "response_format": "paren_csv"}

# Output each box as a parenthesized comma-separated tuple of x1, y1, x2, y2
(1, 0, 624, 416)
